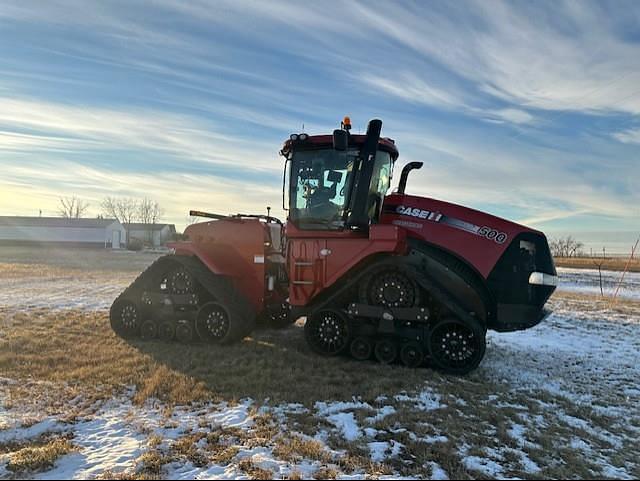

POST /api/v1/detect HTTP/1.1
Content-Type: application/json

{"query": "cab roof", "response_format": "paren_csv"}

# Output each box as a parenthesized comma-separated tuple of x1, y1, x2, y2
(281, 134, 399, 160)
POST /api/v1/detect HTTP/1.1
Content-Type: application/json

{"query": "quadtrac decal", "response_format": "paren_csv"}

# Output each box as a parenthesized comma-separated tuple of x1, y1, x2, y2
(384, 204, 508, 244)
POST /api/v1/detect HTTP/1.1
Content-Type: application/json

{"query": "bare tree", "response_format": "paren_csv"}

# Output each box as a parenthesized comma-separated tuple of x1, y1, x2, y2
(137, 197, 165, 244)
(550, 236, 584, 258)
(101, 197, 138, 247)
(138, 198, 164, 224)
(58, 196, 89, 219)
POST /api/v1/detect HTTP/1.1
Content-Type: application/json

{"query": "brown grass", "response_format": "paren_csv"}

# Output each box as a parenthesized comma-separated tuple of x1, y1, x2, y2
(238, 458, 273, 480)
(6, 437, 76, 474)
(554, 256, 640, 272)
(273, 435, 332, 464)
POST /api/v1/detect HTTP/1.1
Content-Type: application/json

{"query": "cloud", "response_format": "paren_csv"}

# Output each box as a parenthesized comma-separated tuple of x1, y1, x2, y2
(0, 96, 281, 172)
(484, 109, 536, 125)
(352, 0, 640, 115)
(0, 0, 638, 233)
(0, 159, 284, 229)
(613, 127, 640, 145)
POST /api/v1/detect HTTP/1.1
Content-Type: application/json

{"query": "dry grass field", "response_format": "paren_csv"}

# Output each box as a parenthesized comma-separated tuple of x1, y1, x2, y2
(554, 256, 640, 272)
(1, 247, 639, 479)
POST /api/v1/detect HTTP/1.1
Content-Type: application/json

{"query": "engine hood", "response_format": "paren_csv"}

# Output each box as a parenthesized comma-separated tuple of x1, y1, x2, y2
(380, 193, 546, 278)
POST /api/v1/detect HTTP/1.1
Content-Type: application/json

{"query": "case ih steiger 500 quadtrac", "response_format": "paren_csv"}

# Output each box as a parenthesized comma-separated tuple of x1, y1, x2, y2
(110, 118, 558, 374)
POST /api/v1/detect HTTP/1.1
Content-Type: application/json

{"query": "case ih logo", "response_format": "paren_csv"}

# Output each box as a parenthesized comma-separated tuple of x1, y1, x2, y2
(392, 204, 508, 244)
(395, 205, 443, 222)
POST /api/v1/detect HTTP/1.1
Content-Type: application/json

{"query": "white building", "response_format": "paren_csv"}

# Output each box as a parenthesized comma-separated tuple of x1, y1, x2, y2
(125, 223, 176, 247)
(0, 217, 126, 249)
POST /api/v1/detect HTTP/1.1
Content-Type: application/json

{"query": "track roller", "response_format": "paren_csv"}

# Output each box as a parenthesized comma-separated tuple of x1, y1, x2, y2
(110, 299, 141, 339)
(428, 318, 486, 375)
(374, 339, 397, 364)
(350, 337, 373, 361)
(305, 309, 350, 356)
(176, 320, 195, 343)
(158, 320, 176, 342)
(400, 341, 424, 368)
(140, 320, 158, 341)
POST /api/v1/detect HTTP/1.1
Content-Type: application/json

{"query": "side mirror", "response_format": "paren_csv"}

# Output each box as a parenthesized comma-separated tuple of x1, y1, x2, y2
(333, 129, 349, 151)
(397, 162, 423, 194)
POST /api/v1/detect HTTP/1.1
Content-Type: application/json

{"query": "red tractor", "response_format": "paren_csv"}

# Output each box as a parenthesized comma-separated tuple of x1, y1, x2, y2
(110, 118, 557, 374)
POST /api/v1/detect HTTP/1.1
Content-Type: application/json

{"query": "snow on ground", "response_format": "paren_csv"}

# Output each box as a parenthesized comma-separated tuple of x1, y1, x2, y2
(0, 274, 133, 311)
(557, 266, 640, 300)
(486, 296, 640, 401)
(0, 394, 412, 480)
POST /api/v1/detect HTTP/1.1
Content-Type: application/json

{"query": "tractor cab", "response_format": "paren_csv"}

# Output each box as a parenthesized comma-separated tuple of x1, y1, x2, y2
(281, 118, 399, 232)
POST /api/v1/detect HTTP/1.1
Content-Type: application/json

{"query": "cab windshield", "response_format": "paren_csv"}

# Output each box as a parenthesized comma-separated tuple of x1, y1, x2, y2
(289, 148, 392, 230)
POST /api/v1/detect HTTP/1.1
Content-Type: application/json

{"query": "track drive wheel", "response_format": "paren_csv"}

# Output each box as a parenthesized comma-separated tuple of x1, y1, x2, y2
(305, 309, 350, 356)
(428, 318, 486, 375)
(360, 266, 421, 308)
(110, 299, 141, 339)
(164, 266, 195, 295)
(374, 339, 398, 364)
(350, 337, 373, 361)
(400, 341, 424, 368)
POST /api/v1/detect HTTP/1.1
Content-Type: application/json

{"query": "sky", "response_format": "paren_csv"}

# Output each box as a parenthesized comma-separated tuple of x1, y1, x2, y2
(0, 0, 638, 242)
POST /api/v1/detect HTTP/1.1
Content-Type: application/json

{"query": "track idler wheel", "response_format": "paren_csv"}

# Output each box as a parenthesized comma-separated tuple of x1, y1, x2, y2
(110, 299, 141, 338)
(350, 337, 373, 361)
(159, 320, 176, 342)
(305, 309, 350, 356)
(196, 302, 231, 343)
(428, 318, 486, 375)
(176, 320, 195, 343)
(374, 339, 398, 364)
(140, 320, 158, 340)
(400, 341, 424, 368)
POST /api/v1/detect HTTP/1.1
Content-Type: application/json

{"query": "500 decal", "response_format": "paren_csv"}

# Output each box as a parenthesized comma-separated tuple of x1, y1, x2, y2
(387, 204, 509, 245)
(478, 226, 508, 244)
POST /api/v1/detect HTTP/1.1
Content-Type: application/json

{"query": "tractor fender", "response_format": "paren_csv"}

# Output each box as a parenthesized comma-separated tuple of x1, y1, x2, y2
(167, 241, 225, 275)
(403, 239, 494, 325)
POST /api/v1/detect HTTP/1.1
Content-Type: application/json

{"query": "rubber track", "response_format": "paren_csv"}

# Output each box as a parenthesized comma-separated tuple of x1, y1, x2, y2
(111, 255, 256, 343)
(172, 256, 256, 341)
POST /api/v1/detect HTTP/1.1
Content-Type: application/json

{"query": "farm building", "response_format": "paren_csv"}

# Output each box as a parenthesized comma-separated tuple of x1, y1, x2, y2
(0, 216, 126, 248)
(124, 223, 176, 247)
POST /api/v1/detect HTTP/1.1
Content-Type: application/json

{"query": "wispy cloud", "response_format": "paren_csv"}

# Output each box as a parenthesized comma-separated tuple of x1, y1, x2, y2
(613, 127, 640, 145)
(0, 0, 638, 232)
(0, 96, 281, 172)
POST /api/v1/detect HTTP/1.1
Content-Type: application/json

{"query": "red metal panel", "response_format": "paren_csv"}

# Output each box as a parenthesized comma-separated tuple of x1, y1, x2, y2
(380, 193, 542, 278)
(287, 223, 406, 306)
(169, 219, 266, 312)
